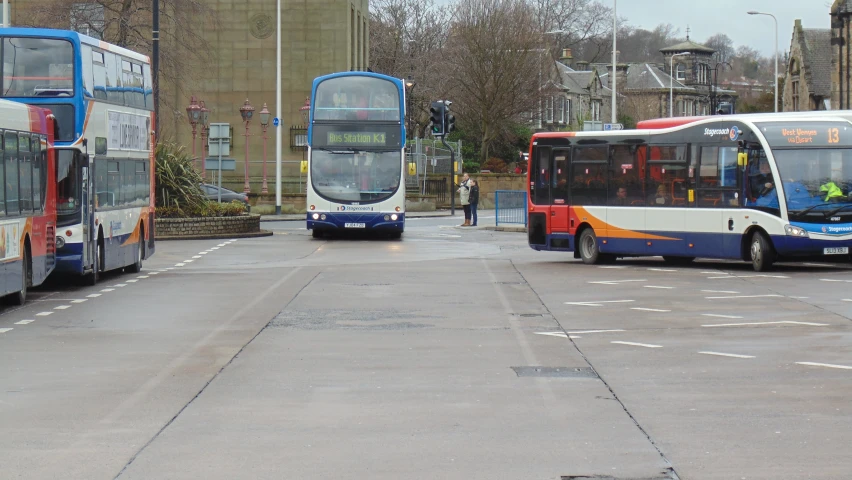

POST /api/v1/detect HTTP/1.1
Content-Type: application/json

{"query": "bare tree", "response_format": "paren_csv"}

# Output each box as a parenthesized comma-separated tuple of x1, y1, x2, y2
(705, 33, 734, 65)
(19, 0, 215, 123)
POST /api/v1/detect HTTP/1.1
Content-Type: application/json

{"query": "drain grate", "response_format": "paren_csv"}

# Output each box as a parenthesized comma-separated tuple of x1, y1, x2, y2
(516, 313, 544, 318)
(511, 366, 598, 378)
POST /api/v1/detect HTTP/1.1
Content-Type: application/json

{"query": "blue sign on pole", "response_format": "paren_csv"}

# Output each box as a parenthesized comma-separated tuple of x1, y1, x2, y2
(272, 117, 280, 127)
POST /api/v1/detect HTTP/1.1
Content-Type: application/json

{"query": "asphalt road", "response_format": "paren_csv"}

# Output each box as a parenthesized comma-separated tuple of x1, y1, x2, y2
(1, 214, 850, 480)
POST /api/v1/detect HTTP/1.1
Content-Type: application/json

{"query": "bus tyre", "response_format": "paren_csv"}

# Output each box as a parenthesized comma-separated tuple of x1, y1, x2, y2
(750, 232, 774, 272)
(663, 256, 695, 265)
(311, 229, 322, 239)
(578, 229, 601, 265)
(126, 235, 143, 273)
(88, 241, 102, 286)
(10, 248, 29, 306)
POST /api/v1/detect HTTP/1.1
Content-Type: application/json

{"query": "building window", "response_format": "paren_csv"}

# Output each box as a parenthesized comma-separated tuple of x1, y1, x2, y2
(567, 99, 573, 125)
(556, 96, 565, 123)
(545, 96, 554, 123)
(591, 100, 602, 121)
(676, 64, 686, 81)
(792, 80, 799, 111)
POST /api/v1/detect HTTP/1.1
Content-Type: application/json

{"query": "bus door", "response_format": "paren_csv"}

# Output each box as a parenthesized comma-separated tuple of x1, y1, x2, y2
(550, 149, 570, 234)
(82, 153, 96, 271)
(528, 145, 551, 246)
(690, 145, 740, 257)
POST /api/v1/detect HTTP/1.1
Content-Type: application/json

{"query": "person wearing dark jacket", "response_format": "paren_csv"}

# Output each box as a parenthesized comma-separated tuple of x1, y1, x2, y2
(469, 179, 480, 227)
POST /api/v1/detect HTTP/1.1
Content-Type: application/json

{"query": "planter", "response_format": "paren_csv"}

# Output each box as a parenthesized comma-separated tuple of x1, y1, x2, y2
(155, 214, 271, 240)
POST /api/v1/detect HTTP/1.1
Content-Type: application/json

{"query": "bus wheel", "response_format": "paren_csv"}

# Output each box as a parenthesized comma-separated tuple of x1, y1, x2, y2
(388, 231, 402, 240)
(126, 235, 143, 273)
(663, 256, 695, 265)
(578, 229, 601, 265)
(311, 229, 323, 239)
(9, 247, 30, 306)
(750, 232, 774, 272)
(87, 241, 102, 286)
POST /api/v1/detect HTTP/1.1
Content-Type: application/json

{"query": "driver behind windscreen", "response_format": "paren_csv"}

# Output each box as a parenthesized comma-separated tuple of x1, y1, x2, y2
(750, 158, 775, 199)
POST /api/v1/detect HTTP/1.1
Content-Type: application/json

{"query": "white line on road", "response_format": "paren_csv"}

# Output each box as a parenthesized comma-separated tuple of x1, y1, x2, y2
(183, 259, 194, 263)
(564, 300, 635, 307)
(15, 320, 34, 325)
(86, 294, 101, 298)
(100, 288, 115, 292)
(0, 328, 12, 333)
(699, 351, 755, 359)
(566, 329, 626, 334)
(598, 266, 626, 269)
(175, 263, 185, 267)
(701, 314, 744, 319)
(113, 284, 127, 287)
(708, 274, 790, 279)
(54, 305, 70, 310)
(70, 299, 88, 304)
(630, 307, 671, 312)
(126, 280, 138, 283)
(796, 362, 852, 370)
(820, 278, 852, 283)
(648, 268, 677, 272)
(611, 341, 662, 348)
(701, 271, 721, 274)
(192, 256, 202, 259)
(217, 243, 227, 247)
(35, 312, 53, 316)
(702, 320, 829, 328)
(148, 272, 159, 275)
(705, 294, 783, 299)
(199, 251, 209, 255)
(210, 247, 220, 250)
(589, 279, 647, 285)
(644, 286, 674, 289)
(701, 290, 740, 294)
(534, 332, 581, 339)
(137, 275, 149, 279)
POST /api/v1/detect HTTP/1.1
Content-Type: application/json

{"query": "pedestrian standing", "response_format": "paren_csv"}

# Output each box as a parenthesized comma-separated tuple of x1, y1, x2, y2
(457, 173, 471, 226)
(469, 179, 479, 226)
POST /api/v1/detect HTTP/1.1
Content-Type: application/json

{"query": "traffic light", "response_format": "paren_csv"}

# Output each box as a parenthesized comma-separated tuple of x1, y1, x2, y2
(445, 112, 456, 134)
(429, 101, 445, 137)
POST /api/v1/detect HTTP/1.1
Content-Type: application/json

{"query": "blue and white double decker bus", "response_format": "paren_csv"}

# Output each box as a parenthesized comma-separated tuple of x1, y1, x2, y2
(305, 72, 407, 239)
(0, 28, 155, 283)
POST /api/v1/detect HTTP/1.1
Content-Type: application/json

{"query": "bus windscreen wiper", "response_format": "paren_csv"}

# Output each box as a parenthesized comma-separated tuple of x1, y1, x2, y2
(825, 203, 852, 218)
(789, 203, 832, 218)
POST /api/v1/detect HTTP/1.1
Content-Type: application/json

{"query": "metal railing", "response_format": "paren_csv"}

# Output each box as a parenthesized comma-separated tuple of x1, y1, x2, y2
(495, 190, 527, 227)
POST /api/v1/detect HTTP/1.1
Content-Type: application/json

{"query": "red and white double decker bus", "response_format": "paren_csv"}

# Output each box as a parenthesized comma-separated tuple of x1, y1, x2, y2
(0, 99, 57, 304)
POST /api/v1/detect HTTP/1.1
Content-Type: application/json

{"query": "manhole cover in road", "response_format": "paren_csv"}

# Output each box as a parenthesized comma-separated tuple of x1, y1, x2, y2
(511, 366, 598, 378)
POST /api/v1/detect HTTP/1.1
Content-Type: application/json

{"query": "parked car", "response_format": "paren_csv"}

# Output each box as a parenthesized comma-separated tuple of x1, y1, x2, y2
(201, 183, 250, 208)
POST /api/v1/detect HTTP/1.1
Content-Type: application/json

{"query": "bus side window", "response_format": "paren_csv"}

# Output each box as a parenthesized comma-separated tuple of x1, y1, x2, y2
(531, 146, 551, 205)
(0, 132, 4, 216)
(609, 145, 642, 206)
(5, 132, 18, 216)
(552, 150, 569, 203)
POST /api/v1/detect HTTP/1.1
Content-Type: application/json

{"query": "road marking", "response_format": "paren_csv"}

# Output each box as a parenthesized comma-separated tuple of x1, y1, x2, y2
(701, 290, 739, 294)
(705, 294, 783, 299)
(70, 299, 88, 304)
(701, 271, 721, 274)
(100, 288, 115, 292)
(86, 294, 101, 298)
(126, 279, 138, 283)
(701, 314, 744, 319)
(843, 299, 852, 302)
(699, 351, 755, 359)
(0, 328, 12, 333)
(35, 312, 53, 316)
(15, 320, 34, 325)
(566, 329, 625, 334)
(534, 332, 581, 339)
(644, 286, 674, 289)
(137, 275, 149, 279)
(217, 243, 227, 247)
(630, 307, 671, 312)
(598, 266, 626, 269)
(648, 268, 677, 272)
(148, 272, 159, 275)
(702, 320, 829, 328)
(113, 284, 127, 287)
(820, 278, 852, 283)
(164, 267, 175, 270)
(796, 362, 852, 370)
(611, 341, 662, 348)
(184, 259, 194, 263)
(198, 251, 208, 255)
(210, 247, 220, 250)
(589, 279, 647, 285)
(175, 263, 186, 267)
(564, 300, 635, 307)
(708, 274, 790, 279)
(192, 255, 202, 259)
(54, 305, 70, 310)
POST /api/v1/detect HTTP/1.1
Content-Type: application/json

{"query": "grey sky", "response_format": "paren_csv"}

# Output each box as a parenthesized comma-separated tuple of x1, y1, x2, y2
(430, 0, 833, 59)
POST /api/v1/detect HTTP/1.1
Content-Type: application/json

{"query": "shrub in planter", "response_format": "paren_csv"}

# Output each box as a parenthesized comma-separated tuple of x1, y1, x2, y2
(155, 142, 206, 209)
(156, 200, 247, 218)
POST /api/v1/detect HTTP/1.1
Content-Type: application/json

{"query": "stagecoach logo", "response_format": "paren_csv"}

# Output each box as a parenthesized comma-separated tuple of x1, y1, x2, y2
(703, 126, 740, 141)
(823, 225, 852, 233)
(338, 205, 374, 212)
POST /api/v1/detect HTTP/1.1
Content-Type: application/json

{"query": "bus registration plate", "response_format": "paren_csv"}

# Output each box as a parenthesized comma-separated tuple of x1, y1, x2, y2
(824, 247, 849, 255)
(345, 223, 366, 228)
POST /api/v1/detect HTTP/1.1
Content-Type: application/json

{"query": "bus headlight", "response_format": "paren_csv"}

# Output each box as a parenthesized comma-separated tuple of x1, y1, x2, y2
(55, 236, 65, 248)
(312, 213, 320, 220)
(384, 215, 390, 221)
(784, 225, 809, 237)
(320, 214, 327, 220)
(391, 214, 398, 221)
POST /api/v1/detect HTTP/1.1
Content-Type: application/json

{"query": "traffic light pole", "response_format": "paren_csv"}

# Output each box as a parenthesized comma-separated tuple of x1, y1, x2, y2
(441, 136, 455, 215)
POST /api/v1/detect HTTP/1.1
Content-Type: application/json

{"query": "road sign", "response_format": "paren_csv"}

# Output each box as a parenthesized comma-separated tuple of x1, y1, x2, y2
(209, 122, 230, 139)
(204, 158, 236, 171)
(273, 117, 279, 127)
(604, 123, 624, 131)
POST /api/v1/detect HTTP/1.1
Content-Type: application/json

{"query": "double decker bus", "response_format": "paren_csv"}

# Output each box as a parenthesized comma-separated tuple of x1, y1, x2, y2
(527, 113, 852, 271)
(305, 72, 407, 239)
(0, 28, 155, 283)
(0, 100, 57, 304)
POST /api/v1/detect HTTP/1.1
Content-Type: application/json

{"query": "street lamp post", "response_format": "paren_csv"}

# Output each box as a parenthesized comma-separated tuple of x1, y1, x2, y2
(239, 99, 255, 194)
(611, 0, 617, 124)
(748, 10, 778, 112)
(405, 79, 416, 139)
(199, 100, 210, 178)
(710, 62, 732, 114)
(259, 103, 270, 194)
(669, 51, 690, 117)
(185, 96, 201, 169)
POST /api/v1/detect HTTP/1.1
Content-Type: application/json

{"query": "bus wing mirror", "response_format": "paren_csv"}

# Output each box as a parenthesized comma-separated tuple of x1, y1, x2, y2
(737, 152, 748, 167)
(300, 160, 308, 174)
(408, 162, 416, 176)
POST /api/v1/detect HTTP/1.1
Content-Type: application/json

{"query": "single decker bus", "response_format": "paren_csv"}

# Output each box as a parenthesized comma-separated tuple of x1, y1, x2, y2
(0, 28, 155, 284)
(527, 113, 852, 271)
(305, 71, 408, 239)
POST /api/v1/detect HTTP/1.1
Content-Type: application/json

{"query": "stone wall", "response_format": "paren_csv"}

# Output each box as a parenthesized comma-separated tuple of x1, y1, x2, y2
(155, 214, 261, 238)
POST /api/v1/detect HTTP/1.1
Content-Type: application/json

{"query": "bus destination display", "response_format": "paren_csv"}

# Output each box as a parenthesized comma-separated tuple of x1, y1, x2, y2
(312, 124, 401, 148)
(327, 131, 386, 146)
(758, 122, 848, 147)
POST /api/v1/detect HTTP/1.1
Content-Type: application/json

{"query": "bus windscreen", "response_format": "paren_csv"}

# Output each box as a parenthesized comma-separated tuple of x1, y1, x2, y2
(1, 38, 74, 98)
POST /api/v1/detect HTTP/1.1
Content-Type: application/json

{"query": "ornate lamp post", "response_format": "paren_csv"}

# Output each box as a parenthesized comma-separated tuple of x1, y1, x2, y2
(299, 97, 310, 124)
(405, 79, 416, 139)
(239, 99, 255, 194)
(199, 100, 210, 178)
(259, 103, 270, 194)
(185, 96, 201, 169)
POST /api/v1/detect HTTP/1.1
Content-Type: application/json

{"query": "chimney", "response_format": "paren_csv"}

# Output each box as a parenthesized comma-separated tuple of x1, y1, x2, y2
(576, 60, 590, 71)
(559, 48, 573, 67)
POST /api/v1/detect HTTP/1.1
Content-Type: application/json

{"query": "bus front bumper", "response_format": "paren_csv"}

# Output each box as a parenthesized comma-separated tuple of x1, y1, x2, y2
(306, 212, 405, 232)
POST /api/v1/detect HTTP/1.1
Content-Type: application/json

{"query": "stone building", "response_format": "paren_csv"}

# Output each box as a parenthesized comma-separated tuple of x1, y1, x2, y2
(537, 49, 613, 131)
(783, 20, 831, 111)
(831, 0, 852, 109)
(11, 0, 369, 194)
